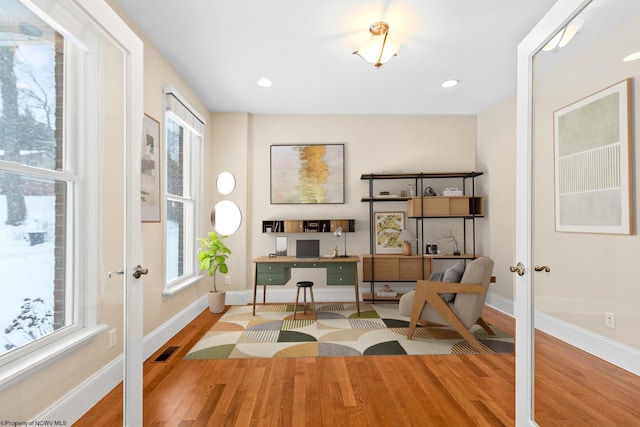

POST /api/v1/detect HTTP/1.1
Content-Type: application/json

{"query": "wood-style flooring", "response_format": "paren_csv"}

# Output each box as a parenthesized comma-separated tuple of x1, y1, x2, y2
(75, 305, 640, 426)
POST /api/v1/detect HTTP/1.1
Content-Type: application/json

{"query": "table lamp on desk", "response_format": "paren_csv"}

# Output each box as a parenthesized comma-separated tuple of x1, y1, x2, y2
(333, 226, 349, 257)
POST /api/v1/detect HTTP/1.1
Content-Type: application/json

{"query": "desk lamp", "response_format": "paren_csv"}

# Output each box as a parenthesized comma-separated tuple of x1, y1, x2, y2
(333, 226, 349, 257)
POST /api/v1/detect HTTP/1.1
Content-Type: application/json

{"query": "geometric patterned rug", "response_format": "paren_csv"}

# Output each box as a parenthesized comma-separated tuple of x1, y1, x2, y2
(184, 303, 514, 360)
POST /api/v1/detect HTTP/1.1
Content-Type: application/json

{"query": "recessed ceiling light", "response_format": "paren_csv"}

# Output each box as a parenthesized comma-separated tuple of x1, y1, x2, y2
(257, 78, 272, 88)
(623, 51, 640, 62)
(441, 79, 459, 88)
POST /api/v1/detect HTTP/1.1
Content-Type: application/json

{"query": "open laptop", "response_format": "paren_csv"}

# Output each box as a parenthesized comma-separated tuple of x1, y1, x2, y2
(295, 239, 320, 259)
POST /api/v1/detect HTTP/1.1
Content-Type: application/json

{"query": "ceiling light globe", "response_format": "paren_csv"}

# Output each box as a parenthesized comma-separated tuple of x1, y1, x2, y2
(623, 51, 640, 62)
(441, 79, 459, 88)
(257, 78, 272, 87)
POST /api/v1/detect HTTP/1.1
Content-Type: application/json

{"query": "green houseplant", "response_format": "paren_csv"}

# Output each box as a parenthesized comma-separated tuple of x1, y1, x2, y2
(197, 231, 231, 313)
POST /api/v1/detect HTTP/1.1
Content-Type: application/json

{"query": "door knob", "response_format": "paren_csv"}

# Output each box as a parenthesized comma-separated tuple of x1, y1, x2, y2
(534, 265, 551, 272)
(509, 262, 525, 276)
(132, 265, 149, 279)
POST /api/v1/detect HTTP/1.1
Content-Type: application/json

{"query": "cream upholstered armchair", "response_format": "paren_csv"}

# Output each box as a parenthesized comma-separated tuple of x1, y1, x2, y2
(398, 256, 494, 353)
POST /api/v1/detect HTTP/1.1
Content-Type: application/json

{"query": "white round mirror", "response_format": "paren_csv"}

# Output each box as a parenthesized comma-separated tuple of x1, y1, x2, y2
(211, 200, 242, 235)
(216, 171, 236, 195)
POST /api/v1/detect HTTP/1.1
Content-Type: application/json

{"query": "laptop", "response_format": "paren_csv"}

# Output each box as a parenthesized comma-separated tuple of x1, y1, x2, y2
(296, 239, 320, 259)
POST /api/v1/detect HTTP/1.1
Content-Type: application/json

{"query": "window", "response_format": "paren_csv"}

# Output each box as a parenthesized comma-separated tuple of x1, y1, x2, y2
(164, 89, 204, 294)
(0, 0, 103, 379)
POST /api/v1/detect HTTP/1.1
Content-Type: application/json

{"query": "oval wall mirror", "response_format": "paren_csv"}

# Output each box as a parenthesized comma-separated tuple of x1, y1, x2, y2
(211, 200, 242, 235)
(216, 171, 236, 195)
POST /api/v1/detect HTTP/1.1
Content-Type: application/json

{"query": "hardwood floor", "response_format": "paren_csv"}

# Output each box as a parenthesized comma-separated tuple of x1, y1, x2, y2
(75, 305, 640, 426)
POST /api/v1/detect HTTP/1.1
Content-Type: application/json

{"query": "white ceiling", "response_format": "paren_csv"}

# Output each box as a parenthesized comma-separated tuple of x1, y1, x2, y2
(114, 0, 559, 115)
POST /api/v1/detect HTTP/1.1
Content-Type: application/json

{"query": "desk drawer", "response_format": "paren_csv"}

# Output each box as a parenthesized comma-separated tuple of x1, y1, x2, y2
(327, 273, 355, 286)
(327, 263, 355, 274)
(256, 273, 287, 285)
(257, 263, 285, 274)
(285, 262, 325, 269)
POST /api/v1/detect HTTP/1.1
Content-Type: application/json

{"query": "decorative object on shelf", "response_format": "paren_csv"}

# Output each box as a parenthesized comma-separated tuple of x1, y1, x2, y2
(398, 229, 416, 256)
(141, 114, 161, 222)
(423, 186, 436, 196)
(374, 211, 404, 254)
(436, 230, 460, 255)
(333, 226, 349, 257)
(352, 21, 399, 68)
(407, 184, 415, 197)
(553, 79, 632, 234)
(270, 143, 344, 204)
(442, 187, 463, 196)
(377, 284, 397, 297)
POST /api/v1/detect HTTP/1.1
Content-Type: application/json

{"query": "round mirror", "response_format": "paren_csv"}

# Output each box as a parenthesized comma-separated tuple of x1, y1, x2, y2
(211, 200, 242, 235)
(216, 171, 236, 195)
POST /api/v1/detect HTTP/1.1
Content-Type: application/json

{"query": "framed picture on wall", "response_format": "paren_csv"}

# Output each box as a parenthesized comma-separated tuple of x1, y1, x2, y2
(553, 79, 632, 234)
(270, 143, 345, 204)
(141, 114, 161, 222)
(374, 211, 404, 254)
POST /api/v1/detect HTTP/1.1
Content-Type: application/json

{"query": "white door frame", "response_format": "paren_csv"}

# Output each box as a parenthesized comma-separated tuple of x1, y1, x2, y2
(76, 1, 144, 425)
(514, 0, 591, 425)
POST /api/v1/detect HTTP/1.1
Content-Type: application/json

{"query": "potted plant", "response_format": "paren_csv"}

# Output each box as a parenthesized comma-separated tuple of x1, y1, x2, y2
(436, 230, 461, 256)
(197, 231, 231, 313)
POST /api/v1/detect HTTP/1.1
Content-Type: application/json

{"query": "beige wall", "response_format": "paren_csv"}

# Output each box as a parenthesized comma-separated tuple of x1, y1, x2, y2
(245, 115, 478, 290)
(531, 13, 640, 349)
(477, 94, 518, 308)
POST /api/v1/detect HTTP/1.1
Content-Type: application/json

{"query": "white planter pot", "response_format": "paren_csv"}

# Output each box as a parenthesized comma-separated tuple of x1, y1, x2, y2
(208, 291, 226, 313)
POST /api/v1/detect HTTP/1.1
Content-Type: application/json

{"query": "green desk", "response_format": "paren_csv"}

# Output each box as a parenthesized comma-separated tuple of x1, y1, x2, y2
(252, 256, 360, 315)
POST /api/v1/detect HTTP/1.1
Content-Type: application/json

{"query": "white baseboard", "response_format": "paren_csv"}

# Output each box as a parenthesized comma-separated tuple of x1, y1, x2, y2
(535, 311, 640, 376)
(485, 293, 640, 376)
(245, 287, 361, 304)
(38, 295, 208, 424)
(485, 291, 514, 317)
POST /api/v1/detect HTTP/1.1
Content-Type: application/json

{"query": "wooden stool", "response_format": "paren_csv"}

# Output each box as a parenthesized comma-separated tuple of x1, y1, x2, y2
(293, 281, 316, 320)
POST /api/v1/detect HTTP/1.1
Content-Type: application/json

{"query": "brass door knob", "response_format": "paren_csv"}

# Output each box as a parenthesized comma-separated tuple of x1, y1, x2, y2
(509, 262, 525, 276)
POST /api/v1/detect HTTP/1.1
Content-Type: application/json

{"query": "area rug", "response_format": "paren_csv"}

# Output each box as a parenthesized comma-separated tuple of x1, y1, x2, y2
(184, 303, 513, 360)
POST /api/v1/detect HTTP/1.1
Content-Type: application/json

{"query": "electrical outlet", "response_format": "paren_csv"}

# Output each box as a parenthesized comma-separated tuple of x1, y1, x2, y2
(108, 329, 117, 348)
(224, 275, 231, 286)
(605, 312, 615, 329)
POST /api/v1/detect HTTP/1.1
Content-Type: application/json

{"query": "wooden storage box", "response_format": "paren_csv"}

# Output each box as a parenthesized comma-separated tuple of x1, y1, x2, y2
(407, 196, 484, 217)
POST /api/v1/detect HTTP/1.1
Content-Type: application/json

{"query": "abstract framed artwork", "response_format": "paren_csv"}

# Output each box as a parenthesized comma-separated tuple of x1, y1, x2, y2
(553, 79, 632, 234)
(374, 211, 404, 254)
(141, 114, 161, 222)
(270, 143, 344, 204)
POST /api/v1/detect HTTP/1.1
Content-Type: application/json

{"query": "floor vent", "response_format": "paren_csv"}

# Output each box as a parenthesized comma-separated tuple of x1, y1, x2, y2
(154, 346, 179, 362)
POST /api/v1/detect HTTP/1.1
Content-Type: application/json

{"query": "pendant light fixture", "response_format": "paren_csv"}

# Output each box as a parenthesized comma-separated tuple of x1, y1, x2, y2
(353, 21, 400, 68)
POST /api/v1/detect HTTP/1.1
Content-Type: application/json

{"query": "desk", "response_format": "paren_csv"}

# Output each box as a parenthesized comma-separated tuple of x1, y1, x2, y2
(252, 256, 360, 315)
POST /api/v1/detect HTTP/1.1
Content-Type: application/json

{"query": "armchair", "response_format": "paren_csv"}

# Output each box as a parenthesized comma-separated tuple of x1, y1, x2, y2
(399, 256, 494, 353)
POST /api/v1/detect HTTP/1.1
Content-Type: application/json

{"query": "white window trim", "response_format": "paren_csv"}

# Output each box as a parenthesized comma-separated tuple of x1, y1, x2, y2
(0, 0, 106, 385)
(163, 87, 205, 296)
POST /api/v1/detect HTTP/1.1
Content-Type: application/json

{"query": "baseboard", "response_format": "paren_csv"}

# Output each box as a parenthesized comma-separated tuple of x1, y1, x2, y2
(535, 311, 640, 376)
(485, 294, 640, 376)
(485, 291, 514, 317)
(143, 294, 208, 360)
(37, 294, 209, 424)
(245, 287, 361, 304)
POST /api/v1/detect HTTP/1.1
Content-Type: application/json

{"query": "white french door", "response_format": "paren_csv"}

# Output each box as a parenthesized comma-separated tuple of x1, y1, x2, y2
(76, 1, 145, 425)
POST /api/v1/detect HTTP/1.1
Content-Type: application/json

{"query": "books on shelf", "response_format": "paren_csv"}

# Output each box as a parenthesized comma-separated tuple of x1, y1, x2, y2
(376, 291, 398, 297)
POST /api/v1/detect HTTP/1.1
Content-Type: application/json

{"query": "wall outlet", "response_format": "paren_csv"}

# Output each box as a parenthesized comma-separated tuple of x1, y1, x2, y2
(605, 312, 615, 329)
(108, 329, 117, 348)
(224, 275, 231, 286)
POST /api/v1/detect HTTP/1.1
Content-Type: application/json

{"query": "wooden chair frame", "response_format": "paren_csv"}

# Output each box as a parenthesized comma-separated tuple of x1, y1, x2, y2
(406, 280, 494, 353)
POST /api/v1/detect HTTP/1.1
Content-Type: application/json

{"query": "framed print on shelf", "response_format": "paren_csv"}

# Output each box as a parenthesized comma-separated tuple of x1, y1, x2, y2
(554, 79, 632, 234)
(374, 211, 404, 254)
(270, 143, 345, 204)
(141, 114, 161, 222)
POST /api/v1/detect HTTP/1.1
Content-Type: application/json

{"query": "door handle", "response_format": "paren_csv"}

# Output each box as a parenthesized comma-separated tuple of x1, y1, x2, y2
(509, 262, 525, 276)
(132, 265, 149, 279)
(108, 270, 124, 278)
(534, 265, 551, 272)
